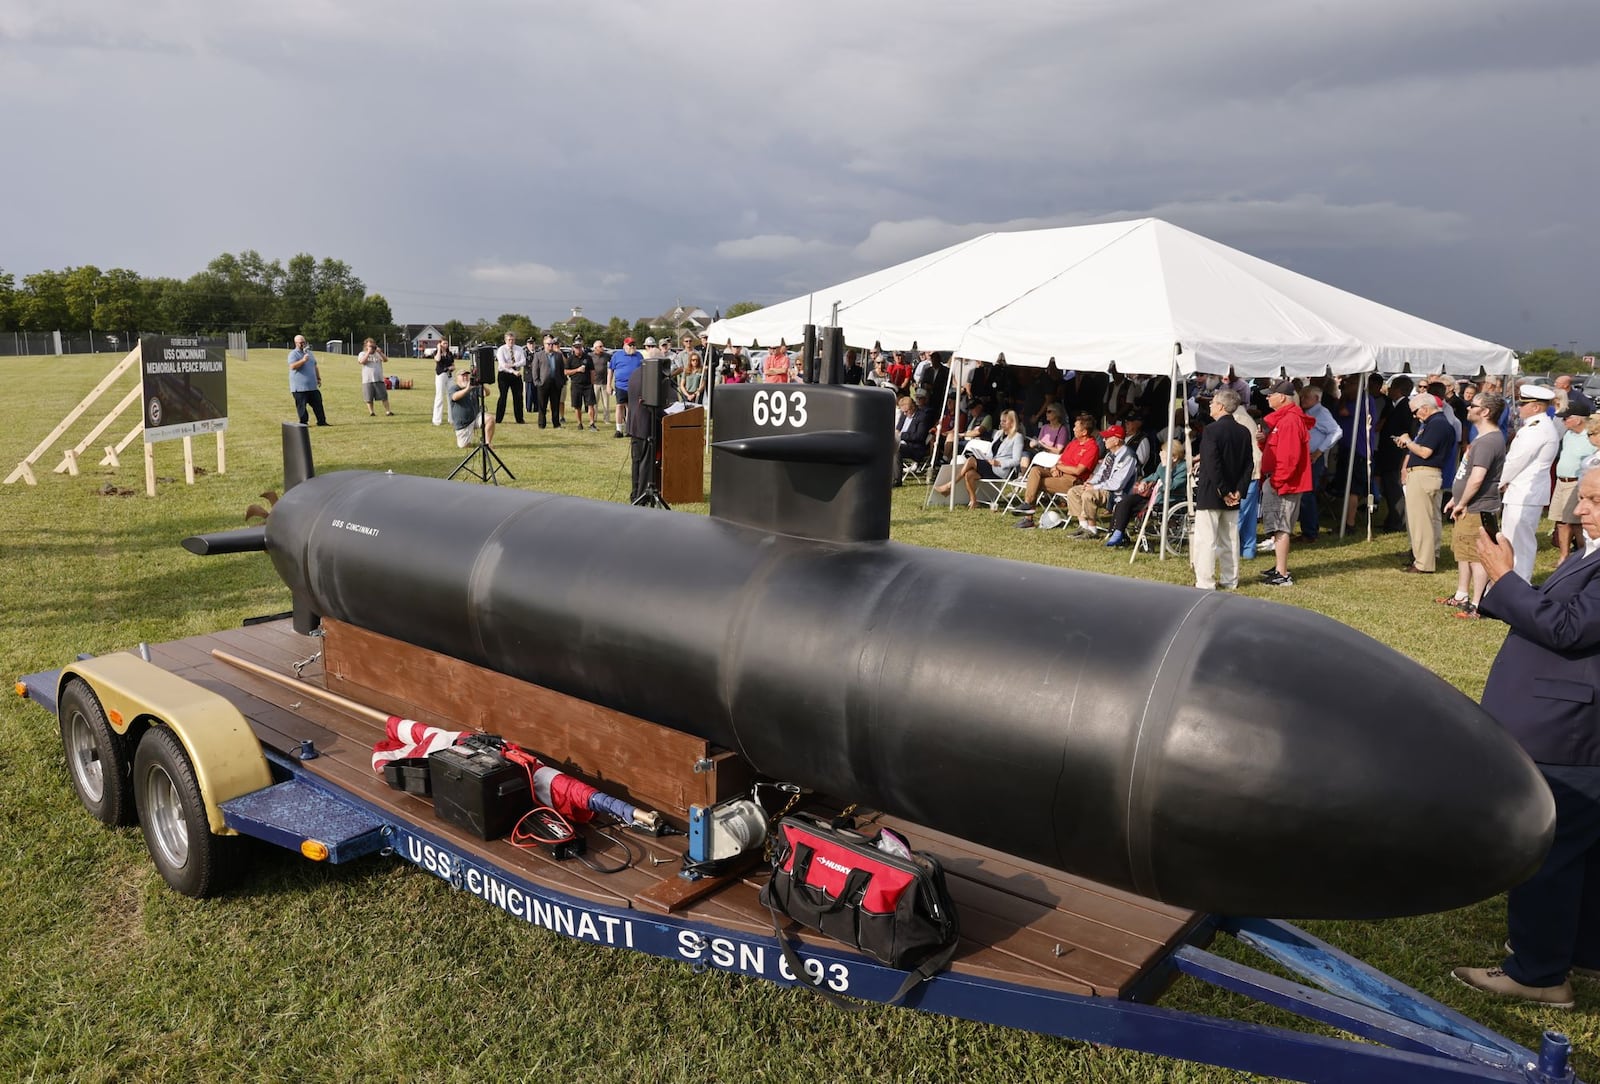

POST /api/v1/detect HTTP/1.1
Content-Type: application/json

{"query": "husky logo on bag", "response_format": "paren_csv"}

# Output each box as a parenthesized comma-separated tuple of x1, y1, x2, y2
(760, 813, 959, 1005)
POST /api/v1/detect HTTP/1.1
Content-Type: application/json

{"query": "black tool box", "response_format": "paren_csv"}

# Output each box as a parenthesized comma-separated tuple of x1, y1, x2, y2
(428, 745, 531, 840)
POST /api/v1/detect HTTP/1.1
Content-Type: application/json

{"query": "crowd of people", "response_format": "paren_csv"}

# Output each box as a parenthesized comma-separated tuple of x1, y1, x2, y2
(286, 335, 1598, 601)
(880, 347, 1599, 598)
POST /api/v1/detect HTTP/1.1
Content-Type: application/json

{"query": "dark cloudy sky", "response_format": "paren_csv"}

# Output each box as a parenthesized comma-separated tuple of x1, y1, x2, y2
(3, 0, 1595, 351)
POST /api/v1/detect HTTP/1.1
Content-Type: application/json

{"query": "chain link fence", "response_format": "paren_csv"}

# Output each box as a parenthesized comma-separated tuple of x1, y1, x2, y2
(0, 331, 146, 357)
(0, 331, 425, 358)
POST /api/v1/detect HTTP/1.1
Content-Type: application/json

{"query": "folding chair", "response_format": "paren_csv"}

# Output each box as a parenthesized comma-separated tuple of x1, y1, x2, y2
(998, 452, 1057, 514)
(924, 459, 1015, 510)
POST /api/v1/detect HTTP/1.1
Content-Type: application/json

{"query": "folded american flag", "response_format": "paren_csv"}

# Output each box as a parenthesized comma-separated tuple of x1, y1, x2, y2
(370, 716, 464, 772)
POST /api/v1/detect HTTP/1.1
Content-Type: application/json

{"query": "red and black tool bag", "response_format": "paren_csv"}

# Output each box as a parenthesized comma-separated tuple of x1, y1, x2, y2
(759, 814, 959, 1002)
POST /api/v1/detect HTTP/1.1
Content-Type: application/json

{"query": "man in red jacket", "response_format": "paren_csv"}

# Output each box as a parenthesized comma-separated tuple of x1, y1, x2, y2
(1258, 380, 1313, 587)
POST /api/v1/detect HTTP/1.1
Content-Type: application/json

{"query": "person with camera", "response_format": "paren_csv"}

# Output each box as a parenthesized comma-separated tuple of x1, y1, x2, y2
(1439, 391, 1507, 618)
(1452, 468, 1600, 1009)
(287, 334, 328, 426)
(448, 366, 495, 449)
(357, 339, 394, 417)
(432, 341, 455, 426)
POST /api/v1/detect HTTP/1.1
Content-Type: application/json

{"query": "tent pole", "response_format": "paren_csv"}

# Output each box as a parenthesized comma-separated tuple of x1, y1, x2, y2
(948, 359, 964, 510)
(1364, 382, 1375, 543)
(1160, 347, 1182, 561)
(1338, 371, 1365, 540)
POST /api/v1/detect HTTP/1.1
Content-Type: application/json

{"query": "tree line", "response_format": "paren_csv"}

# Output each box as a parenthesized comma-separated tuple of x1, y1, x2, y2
(0, 252, 393, 346)
(0, 252, 766, 354)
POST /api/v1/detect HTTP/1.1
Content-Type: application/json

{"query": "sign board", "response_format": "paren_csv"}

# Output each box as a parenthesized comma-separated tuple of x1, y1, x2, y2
(140, 335, 229, 443)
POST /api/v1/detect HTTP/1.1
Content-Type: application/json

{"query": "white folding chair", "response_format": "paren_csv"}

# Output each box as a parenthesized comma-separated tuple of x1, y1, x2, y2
(998, 452, 1058, 514)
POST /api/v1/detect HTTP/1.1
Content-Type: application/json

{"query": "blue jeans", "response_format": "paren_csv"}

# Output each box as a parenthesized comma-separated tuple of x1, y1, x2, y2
(1237, 479, 1261, 558)
(1298, 456, 1327, 540)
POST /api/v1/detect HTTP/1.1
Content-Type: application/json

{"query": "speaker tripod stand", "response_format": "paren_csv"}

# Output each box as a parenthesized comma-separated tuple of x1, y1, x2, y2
(630, 407, 670, 509)
(448, 385, 514, 484)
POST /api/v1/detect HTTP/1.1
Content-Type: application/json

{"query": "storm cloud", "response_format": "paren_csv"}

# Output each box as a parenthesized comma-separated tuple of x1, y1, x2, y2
(2, 0, 1594, 348)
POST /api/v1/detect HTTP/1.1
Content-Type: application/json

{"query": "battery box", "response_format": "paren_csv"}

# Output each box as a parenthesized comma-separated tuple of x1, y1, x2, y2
(428, 745, 531, 840)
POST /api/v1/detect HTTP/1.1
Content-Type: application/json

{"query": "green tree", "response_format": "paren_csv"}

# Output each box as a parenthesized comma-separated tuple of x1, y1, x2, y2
(208, 250, 283, 337)
(0, 269, 15, 330)
(496, 313, 537, 342)
(137, 277, 180, 332)
(98, 268, 143, 331)
(1517, 347, 1570, 374)
(362, 294, 396, 338)
(278, 253, 317, 336)
(17, 270, 69, 330)
(442, 319, 467, 346)
(309, 258, 368, 344)
(562, 316, 604, 347)
(723, 300, 763, 319)
(62, 265, 103, 329)
(602, 316, 632, 347)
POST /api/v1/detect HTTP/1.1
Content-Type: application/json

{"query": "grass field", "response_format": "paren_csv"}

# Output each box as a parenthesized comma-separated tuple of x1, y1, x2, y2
(1, 350, 1591, 1083)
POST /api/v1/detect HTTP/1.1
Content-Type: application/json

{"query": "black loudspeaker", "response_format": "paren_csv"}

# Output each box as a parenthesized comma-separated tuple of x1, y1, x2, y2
(802, 324, 819, 384)
(819, 327, 845, 385)
(640, 356, 671, 408)
(474, 346, 497, 385)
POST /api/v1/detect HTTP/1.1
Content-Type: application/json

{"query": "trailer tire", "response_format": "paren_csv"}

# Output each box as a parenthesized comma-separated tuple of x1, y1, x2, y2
(133, 727, 226, 898)
(58, 678, 135, 827)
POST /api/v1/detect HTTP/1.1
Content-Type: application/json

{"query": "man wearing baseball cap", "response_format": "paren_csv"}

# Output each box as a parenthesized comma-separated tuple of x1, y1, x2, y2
(1257, 381, 1312, 587)
(1498, 383, 1561, 579)
(609, 337, 644, 437)
(1063, 424, 1137, 537)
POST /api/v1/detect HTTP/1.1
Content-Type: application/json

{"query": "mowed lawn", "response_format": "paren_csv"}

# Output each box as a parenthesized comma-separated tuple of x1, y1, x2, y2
(0, 350, 1589, 1083)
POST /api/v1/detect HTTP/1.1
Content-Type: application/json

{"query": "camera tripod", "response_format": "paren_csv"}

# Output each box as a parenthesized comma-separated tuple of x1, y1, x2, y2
(448, 384, 514, 484)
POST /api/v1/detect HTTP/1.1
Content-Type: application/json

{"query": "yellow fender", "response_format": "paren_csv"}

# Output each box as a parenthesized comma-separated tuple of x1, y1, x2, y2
(60, 653, 273, 835)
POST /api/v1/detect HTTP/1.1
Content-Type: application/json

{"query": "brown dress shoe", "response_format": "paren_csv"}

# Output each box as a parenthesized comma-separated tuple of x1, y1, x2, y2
(1451, 966, 1574, 1008)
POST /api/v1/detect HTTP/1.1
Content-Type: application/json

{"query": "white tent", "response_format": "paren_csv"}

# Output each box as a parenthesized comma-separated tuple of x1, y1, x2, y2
(706, 218, 1517, 377)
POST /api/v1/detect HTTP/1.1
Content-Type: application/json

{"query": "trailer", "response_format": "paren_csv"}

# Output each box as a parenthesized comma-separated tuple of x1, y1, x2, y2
(16, 616, 1582, 1084)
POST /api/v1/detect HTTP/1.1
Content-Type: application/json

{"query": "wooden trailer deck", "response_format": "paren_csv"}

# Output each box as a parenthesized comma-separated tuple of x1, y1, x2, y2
(147, 618, 1203, 1001)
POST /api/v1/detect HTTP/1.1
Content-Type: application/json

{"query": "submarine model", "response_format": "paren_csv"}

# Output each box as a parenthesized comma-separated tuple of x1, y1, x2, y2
(185, 382, 1554, 919)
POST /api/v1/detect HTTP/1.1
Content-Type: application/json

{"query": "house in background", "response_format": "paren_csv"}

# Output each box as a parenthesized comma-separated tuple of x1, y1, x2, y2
(405, 324, 447, 357)
(649, 303, 713, 337)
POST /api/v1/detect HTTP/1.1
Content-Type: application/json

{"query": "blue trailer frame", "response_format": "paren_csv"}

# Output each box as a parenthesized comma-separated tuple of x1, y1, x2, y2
(18, 667, 1581, 1084)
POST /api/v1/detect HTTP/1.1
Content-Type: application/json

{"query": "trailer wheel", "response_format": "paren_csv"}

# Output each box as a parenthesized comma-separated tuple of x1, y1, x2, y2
(58, 678, 134, 827)
(133, 728, 224, 898)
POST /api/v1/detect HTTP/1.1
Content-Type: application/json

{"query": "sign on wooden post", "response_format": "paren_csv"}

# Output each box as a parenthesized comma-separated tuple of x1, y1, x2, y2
(140, 335, 230, 496)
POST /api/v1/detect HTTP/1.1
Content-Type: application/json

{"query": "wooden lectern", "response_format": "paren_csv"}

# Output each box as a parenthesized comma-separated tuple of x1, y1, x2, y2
(660, 405, 705, 504)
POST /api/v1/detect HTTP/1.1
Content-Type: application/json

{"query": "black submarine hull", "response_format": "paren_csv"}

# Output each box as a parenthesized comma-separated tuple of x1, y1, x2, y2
(263, 469, 1553, 919)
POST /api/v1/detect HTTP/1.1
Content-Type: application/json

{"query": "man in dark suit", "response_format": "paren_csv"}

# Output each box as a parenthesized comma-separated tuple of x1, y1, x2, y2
(1452, 470, 1600, 1008)
(1192, 388, 1254, 590)
(530, 336, 565, 428)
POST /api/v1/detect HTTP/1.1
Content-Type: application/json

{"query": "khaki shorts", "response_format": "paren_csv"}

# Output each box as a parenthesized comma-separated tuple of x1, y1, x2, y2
(1451, 512, 1483, 563)
(1550, 478, 1582, 524)
(1260, 484, 1302, 536)
(454, 413, 484, 448)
